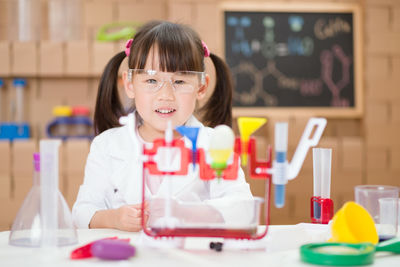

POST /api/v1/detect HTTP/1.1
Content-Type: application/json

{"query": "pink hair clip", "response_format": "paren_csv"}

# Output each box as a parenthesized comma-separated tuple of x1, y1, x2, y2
(202, 40, 210, 57)
(125, 39, 133, 57)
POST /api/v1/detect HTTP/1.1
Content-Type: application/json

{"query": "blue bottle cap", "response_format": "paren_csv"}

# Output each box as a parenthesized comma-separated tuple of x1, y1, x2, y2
(13, 78, 27, 87)
(0, 79, 4, 87)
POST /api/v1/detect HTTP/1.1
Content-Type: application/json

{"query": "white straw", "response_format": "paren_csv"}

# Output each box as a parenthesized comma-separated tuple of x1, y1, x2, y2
(312, 148, 321, 198)
(320, 148, 332, 198)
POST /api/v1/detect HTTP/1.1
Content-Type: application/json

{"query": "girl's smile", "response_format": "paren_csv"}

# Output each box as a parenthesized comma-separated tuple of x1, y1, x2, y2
(154, 107, 177, 117)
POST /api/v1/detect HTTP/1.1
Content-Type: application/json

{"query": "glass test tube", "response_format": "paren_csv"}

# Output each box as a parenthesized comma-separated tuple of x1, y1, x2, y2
(13, 79, 27, 123)
(8, 0, 41, 41)
(0, 79, 4, 121)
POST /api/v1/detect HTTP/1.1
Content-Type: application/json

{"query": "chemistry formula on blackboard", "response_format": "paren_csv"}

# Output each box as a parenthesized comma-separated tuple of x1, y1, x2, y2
(225, 11, 355, 108)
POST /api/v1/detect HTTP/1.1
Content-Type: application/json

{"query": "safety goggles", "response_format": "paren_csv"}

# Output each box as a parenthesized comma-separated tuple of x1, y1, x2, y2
(128, 69, 206, 94)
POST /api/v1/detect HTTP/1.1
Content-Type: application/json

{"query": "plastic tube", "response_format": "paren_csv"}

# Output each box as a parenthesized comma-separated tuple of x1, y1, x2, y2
(0, 79, 4, 121)
(312, 148, 321, 219)
(40, 140, 61, 247)
(33, 153, 40, 186)
(13, 79, 27, 123)
(273, 122, 288, 208)
(8, 0, 41, 41)
(320, 148, 332, 199)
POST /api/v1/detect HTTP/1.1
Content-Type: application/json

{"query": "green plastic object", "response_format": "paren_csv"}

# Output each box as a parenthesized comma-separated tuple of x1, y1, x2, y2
(375, 237, 400, 253)
(300, 238, 400, 266)
(96, 22, 141, 41)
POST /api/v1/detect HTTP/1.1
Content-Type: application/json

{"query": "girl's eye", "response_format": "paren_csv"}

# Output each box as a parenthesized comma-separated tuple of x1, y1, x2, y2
(174, 80, 185, 85)
(145, 79, 158, 84)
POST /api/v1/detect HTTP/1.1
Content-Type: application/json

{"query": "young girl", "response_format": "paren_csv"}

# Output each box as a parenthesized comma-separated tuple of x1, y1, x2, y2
(72, 21, 253, 231)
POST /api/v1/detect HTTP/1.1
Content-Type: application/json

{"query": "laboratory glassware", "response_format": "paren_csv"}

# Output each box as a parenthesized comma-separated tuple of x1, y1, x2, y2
(48, 0, 82, 41)
(7, 0, 41, 41)
(311, 148, 333, 224)
(9, 141, 78, 247)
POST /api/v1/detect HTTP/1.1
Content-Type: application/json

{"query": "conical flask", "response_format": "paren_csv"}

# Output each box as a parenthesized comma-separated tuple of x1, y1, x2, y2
(9, 140, 78, 247)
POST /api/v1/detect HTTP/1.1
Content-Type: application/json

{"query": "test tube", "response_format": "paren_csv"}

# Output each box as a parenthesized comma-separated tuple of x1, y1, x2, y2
(313, 148, 322, 219)
(0, 79, 4, 121)
(378, 198, 399, 240)
(13, 78, 27, 123)
(312, 148, 332, 223)
(274, 122, 288, 208)
(8, 0, 41, 41)
(40, 139, 61, 247)
(320, 148, 332, 200)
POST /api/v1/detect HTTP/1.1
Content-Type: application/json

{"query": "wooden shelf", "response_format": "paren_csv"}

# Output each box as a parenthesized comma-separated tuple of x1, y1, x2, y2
(0, 41, 124, 78)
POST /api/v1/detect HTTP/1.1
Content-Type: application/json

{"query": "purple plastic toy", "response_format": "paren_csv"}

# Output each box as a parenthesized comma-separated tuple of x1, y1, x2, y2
(91, 239, 136, 260)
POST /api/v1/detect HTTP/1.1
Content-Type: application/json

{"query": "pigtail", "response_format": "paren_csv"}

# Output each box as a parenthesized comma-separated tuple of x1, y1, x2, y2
(200, 53, 233, 127)
(94, 51, 127, 135)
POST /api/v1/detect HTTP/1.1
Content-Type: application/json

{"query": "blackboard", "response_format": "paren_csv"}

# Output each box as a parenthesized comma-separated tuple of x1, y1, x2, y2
(222, 3, 363, 117)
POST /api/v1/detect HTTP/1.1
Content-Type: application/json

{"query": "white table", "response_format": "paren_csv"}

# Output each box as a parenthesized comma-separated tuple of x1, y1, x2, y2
(0, 224, 399, 267)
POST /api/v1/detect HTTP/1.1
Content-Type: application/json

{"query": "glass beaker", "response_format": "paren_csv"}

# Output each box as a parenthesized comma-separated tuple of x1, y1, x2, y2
(355, 185, 399, 241)
(355, 185, 399, 223)
(9, 143, 78, 247)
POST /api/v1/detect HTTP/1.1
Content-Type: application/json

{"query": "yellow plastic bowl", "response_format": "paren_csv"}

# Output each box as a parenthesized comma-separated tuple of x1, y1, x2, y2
(329, 201, 378, 244)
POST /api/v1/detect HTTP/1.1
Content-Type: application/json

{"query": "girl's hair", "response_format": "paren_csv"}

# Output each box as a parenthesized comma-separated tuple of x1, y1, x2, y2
(94, 21, 233, 135)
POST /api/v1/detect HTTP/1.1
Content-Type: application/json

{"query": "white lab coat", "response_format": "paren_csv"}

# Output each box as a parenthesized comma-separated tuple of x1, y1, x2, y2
(72, 112, 254, 229)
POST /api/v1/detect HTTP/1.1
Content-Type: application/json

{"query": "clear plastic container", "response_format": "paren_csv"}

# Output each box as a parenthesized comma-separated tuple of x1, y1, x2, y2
(48, 0, 82, 41)
(0, 79, 4, 121)
(145, 194, 264, 238)
(378, 197, 399, 240)
(9, 142, 78, 247)
(12, 78, 27, 123)
(7, 0, 41, 41)
(71, 106, 92, 137)
(355, 185, 399, 223)
(50, 105, 72, 138)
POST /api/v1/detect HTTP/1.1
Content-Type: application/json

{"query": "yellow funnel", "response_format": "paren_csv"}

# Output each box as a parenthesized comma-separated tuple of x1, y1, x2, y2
(329, 201, 378, 244)
(237, 117, 267, 165)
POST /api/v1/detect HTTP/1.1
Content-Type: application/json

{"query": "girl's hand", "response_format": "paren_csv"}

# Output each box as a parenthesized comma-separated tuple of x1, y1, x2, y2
(89, 203, 148, 231)
(113, 203, 148, 232)
(113, 204, 141, 232)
